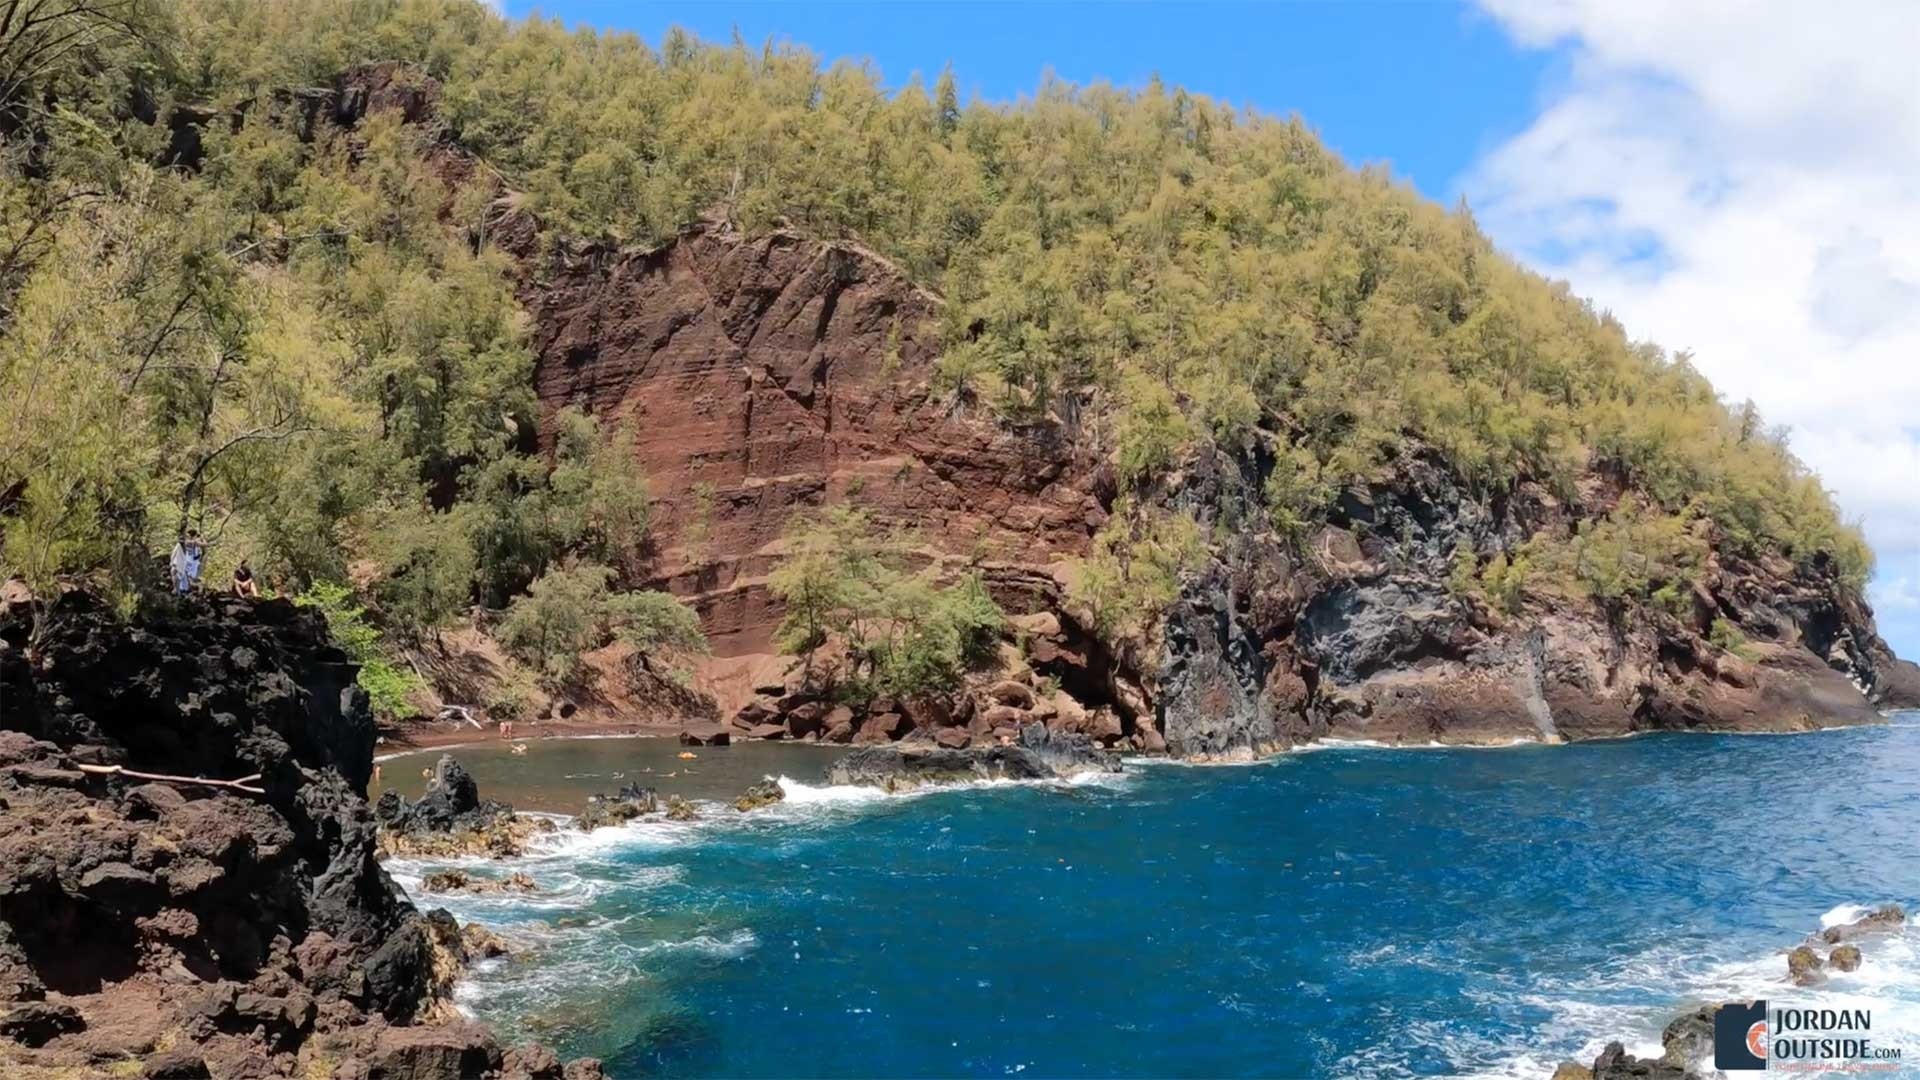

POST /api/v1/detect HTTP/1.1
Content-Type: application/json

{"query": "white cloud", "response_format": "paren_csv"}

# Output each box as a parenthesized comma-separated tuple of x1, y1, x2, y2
(1465, 0, 1920, 657)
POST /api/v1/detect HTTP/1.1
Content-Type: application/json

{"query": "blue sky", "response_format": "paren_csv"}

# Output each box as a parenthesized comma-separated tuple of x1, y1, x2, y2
(505, 2, 1920, 661)
(511, 1, 1559, 202)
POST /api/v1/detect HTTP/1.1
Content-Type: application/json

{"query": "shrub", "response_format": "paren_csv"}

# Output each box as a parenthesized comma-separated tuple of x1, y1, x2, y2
(767, 505, 1006, 698)
(295, 582, 422, 719)
(498, 560, 708, 691)
(1710, 617, 1754, 658)
(1073, 500, 1204, 638)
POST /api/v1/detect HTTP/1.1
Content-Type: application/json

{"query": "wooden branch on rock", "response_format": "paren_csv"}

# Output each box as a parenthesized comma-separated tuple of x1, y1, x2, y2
(438, 704, 481, 730)
(75, 763, 266, 795)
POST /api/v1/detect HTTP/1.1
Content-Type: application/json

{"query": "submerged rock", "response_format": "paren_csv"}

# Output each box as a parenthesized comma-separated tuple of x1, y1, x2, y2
(1829, 943, 1863, 971)
(823, 723, 1118, 792)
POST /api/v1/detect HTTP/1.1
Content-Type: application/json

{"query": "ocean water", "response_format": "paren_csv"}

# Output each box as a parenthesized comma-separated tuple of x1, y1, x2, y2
(372, 739, 848, 812)
(387, 714, 1920, 1078)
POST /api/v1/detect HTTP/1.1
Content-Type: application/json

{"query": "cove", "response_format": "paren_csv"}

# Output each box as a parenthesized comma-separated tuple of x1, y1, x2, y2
(388, 715, 1920, 1078)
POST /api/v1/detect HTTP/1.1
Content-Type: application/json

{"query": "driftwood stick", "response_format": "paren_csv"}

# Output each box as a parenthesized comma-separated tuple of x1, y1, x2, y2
(75, 763, 266, 795)
(439, 704, 480, 730)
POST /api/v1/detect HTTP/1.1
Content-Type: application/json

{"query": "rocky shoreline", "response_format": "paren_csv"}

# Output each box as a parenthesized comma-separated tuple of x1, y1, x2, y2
(1551, 904, 1912, 1080)
(0, 594, 603, 1079)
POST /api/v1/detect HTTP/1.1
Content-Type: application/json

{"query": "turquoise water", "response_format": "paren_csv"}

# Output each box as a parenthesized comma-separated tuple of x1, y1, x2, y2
(388, 715, 1920, 1078)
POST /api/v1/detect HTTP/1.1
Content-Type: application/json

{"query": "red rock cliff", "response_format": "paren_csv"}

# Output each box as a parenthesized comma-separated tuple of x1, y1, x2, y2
(524, 226, 1106, 659)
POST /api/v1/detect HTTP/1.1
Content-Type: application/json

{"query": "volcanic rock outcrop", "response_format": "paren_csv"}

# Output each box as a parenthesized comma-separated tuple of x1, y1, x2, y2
(0, 593, 597, 1078)
(823, 723, 1120, 792)
(376, 754, 554, 859)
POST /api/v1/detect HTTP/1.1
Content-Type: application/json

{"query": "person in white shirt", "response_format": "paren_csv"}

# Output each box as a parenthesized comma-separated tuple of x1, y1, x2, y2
(169, 529, 204, 594)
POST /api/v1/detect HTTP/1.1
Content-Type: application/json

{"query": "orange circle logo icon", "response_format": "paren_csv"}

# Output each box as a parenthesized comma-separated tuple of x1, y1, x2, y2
(1746, 1019, 1769, 1059)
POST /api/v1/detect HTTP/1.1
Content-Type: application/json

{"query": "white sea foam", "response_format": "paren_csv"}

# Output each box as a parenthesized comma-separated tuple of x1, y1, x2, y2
(774, 768, 1131, 806)
(634, 928, 759, 959)
(1822, 903, 1873, 929)
(1466, 901, 1920, 1080)
(774, 776, 895, 806)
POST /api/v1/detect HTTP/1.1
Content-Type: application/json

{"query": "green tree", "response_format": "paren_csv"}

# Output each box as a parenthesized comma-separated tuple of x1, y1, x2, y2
(768, 504, 1005, 696)
(497, 560, 706, 690)
(295, 581, 422, 719)
(1073, 499, 1204, 638)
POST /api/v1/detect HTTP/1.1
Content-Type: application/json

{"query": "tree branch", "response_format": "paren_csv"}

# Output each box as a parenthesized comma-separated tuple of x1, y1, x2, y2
(76, 763, 266, 795)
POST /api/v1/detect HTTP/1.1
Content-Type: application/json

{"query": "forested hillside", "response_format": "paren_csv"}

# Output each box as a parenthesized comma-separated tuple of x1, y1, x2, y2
(0, 0, 1899, 744)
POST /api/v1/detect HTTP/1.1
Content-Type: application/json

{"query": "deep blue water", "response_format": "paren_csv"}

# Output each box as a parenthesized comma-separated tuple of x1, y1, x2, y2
(392, 715, 1920, 1078)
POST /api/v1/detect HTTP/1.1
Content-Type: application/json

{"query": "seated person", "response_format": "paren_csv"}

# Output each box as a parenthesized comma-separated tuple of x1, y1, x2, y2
(232, 559, 260, 598)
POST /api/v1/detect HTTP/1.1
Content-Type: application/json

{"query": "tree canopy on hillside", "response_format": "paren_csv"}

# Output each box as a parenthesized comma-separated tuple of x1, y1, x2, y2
(0, 0, 1875, 654)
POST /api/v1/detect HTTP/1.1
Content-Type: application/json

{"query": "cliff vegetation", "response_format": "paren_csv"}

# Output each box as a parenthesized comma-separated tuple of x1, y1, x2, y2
(0, 0, 1891, 739)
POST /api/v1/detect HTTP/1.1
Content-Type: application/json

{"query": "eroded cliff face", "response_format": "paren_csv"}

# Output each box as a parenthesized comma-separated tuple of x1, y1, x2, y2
(524, 225, 1106, 660)
(524, 227, 1920, 757)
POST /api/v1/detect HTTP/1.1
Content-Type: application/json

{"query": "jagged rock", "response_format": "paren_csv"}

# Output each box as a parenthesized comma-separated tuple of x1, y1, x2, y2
(181, 982, 316, 1051)
(0, 589, 586, 1070)
(573, 783, 658, 831)
(679, 723, 731, 746)
(1788, 944, 1825, 985)
(1659, 1004, 1716, 1067)
(143, 1048, 212, 1078)
(980, 704, 1027, 728)
(1299, 578, 1469, 687)
(421, 870, 537, 895)
(732, 779, 785, 812)
(421, 870, 470, 893)
(501, 1045, 602, 1080)
(1590, 1040, 1686, 1080)
(375, 756, 552, 859)
(824, 723, 1118, 792)
(1829, 943, 1863, 971)
(1550, 1064, 1593, 1080)
(1158, 569, 1276, 759)
(502, 1043, 563, 1080)
(0, 1000, 85, 1046)
(785, 701, 828, 739)
(462, 924, 512, 960)
(368, 1020, 502, 1079)
(663, 795, 698, 822)
(933, 727, 972, 749)
(0, 593, 437, 1026)
(855, 712, 907, 744)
